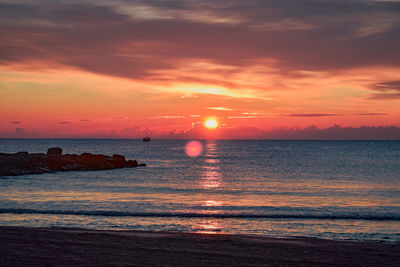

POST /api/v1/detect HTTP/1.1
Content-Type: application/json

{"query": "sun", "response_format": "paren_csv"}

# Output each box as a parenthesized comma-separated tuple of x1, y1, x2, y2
(204, 118, 218, 129)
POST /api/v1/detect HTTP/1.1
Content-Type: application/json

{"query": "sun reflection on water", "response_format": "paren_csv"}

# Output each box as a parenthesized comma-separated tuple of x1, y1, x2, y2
(196, 141, 226, 233)
(197, 219, 224, 234)
(200, 141, 223, 190)
(203, 200, 223, 207)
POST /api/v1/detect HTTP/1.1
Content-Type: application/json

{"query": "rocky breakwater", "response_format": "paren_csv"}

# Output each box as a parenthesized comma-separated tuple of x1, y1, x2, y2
(0, 147, 146, 177)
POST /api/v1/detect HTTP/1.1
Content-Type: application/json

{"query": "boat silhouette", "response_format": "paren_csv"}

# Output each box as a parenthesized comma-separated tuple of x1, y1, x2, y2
(142, 128, 151, 142)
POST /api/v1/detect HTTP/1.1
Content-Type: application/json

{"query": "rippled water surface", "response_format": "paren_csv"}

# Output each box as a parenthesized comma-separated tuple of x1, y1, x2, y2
(1, 139, 399, 242)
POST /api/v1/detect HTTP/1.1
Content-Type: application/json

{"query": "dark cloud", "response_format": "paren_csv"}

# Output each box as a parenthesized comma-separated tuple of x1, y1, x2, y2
(79, 119, 91, 122)
(372, 80, 400, 92)
(164, 124, 400, 140)
(11, 121, 21, 124)
(59, 121, 72, 124)
(0, 0, 399, 85)
(286, 113, 388, 117)
(262, 125, 400, 140)
(356, 113, 388, 116)
(286, 113, 338, 117)
(367, 80, 400, 100)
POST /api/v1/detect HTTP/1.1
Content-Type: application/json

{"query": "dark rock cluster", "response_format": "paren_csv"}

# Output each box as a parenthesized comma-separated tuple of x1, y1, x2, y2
(0, 147, 145, 177)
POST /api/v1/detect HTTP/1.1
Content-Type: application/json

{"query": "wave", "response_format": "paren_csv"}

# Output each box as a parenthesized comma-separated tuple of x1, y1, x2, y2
(1, 209, 399, 221)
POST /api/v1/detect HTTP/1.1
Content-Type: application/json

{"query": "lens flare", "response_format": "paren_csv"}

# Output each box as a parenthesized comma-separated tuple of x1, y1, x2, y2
(185, 141, 203, 157)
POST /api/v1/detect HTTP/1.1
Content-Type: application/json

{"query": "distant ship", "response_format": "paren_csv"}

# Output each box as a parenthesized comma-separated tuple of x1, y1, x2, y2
(142, 128, 151, 142)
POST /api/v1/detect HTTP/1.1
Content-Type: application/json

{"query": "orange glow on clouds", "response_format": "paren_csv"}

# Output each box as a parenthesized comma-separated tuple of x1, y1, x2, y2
(0, 1, 400, 139)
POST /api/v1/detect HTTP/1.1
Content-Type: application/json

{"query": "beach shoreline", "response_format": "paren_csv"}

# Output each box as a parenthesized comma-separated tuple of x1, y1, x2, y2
(1, 226, 399, 266)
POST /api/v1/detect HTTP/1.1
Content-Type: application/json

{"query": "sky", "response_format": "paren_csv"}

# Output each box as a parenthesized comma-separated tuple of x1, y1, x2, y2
(0, 0, 400, 139)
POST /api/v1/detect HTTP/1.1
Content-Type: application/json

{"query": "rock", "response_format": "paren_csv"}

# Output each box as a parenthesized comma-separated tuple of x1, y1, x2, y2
(47, 147, 62, 156)
(111, 154, 126, 168)
(0, 148, 145, 177)
(0, 152, 33, 176)
(126, 160, 138, 167)
(30, 153, 46, 157)
(112, 154, 126, 162)
(43, 156, 68, 171)
(86, 154, 114, 170)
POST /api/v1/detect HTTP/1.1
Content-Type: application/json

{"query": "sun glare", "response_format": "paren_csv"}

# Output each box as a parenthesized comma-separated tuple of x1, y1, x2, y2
(205, 118, 218, 129)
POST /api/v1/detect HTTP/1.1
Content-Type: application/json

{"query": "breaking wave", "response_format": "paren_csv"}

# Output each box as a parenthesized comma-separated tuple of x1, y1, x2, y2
(1, 209, 399, 221)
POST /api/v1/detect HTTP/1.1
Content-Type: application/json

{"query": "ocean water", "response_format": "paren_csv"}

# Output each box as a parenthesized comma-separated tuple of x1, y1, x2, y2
(0, 139, 399, 243)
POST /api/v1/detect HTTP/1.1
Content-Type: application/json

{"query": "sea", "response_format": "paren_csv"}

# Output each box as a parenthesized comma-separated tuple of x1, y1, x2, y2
(1, 139, 399, 243)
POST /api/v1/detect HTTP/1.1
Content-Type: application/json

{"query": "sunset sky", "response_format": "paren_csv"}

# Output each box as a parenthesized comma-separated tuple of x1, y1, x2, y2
(1, 0, 400, 138)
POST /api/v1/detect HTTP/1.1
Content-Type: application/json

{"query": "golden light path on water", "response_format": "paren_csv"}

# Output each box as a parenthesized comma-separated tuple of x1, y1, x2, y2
(198, 141, 225, 234)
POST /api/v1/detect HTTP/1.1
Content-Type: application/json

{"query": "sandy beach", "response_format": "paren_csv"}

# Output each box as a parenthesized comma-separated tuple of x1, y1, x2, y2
(1, 226, 399, 266)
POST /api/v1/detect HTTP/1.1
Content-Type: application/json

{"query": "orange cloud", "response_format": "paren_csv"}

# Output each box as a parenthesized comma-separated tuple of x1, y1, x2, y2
(1, 0, 400, 138)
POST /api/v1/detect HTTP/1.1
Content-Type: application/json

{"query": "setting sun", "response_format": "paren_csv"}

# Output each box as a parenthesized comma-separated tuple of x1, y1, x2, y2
(0, 1, 399, 265)
(205, 118, 218, 129)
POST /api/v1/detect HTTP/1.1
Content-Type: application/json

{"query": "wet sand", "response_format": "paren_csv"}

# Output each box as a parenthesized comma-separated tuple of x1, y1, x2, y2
(1, 226, 399, 266)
